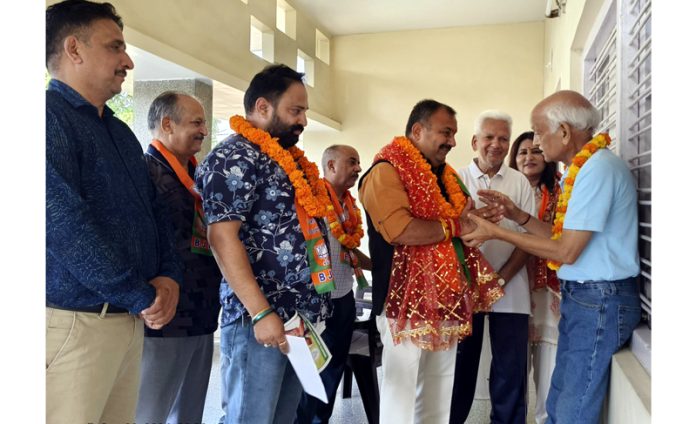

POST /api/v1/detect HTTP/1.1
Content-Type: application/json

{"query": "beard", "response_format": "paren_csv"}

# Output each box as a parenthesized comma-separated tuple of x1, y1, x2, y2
(267, 113, 304, 148)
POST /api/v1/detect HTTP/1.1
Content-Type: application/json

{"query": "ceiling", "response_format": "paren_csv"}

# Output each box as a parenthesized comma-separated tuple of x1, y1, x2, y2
(124, 0, 549, 131)
(291, 0, 548, 36)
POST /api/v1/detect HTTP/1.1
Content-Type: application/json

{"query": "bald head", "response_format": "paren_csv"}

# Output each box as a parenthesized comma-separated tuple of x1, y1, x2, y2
(532, 90, 600, 134)
(322, 144, 362, 195)
(530, 90, 601, 165)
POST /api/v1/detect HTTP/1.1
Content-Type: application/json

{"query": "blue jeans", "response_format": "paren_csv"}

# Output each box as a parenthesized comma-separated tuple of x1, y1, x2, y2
(546, 278, 641, 424)
(219, 316, 303, 424)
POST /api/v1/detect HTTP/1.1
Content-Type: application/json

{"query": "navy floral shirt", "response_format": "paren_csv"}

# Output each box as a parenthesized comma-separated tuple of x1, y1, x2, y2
(195, 134, 331, 327)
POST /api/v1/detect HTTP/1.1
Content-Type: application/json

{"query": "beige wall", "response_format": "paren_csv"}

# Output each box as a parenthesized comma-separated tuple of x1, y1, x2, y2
(46, 0, 339, 124)
(301, 22, 545, 172)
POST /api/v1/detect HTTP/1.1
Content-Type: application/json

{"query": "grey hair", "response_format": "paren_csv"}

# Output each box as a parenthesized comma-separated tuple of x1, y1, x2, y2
(321, 144, 350, 173)
(147, 91, 201, 132)
(543, 101, 601, 133)
(474, 110, 513, 135)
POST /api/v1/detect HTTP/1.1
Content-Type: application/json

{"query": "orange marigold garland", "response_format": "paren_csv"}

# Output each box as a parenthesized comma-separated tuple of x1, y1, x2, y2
(229, 115, 330, 217)
(391, 136, 468, 218)
(323, 180, 364, 249)
(375, 135, 504, 350)
(547, 133, 611, 270)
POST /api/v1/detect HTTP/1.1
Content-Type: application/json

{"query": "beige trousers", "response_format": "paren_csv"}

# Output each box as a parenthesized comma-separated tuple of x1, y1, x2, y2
(376, 313, 457, 424)
(46, 307, 144, 424)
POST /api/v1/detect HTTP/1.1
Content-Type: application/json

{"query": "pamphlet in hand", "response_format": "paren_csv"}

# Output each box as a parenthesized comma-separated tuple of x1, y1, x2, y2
(284, 312, 332, 373)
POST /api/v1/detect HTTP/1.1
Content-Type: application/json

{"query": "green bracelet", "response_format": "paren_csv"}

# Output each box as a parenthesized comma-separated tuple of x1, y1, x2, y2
(252, 307, 274, 326)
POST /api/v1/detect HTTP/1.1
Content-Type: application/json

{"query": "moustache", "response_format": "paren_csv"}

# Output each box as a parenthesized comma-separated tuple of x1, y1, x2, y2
(115, 69, 127, 78)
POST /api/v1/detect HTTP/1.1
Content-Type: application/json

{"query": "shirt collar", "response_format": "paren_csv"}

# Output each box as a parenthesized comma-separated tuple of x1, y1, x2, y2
(468, 159, 508, 179)
(47, 79, 114, 118)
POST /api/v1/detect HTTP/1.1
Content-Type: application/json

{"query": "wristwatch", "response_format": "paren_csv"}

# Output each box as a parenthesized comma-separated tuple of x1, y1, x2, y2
(497, 277, 506, 287)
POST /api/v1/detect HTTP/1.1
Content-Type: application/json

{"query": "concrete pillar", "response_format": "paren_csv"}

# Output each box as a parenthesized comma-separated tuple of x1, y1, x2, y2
(132, 78, 214, 161)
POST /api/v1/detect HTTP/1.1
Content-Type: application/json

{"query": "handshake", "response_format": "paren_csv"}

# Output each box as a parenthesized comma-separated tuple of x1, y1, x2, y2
(455, 189, 523, 247)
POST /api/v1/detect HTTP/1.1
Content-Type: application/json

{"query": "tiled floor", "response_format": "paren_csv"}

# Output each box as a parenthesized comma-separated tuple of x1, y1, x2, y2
(201, 341, 537, 424)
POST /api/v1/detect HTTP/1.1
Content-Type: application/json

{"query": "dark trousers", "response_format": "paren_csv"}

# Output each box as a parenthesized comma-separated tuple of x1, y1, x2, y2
(450, 312, 529, 424)
(296, 291, 356, 424)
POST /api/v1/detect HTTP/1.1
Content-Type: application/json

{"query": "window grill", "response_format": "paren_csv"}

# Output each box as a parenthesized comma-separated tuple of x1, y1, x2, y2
(623, 0, 652, 326)
(586, 28, 618, 153)
(584, 0, 652, 326)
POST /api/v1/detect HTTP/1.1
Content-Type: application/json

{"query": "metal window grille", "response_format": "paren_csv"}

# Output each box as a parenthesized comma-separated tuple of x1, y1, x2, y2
(584, 0, 652, 326)
(622, 0, 652, 326)
(586, 27, 618, 153)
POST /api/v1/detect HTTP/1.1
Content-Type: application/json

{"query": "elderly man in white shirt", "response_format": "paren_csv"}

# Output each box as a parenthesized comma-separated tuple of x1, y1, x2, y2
(449, 110, 535, 424)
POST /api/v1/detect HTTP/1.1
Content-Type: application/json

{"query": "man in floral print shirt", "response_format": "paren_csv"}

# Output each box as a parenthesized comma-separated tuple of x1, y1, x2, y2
(195, 64, 332, 424)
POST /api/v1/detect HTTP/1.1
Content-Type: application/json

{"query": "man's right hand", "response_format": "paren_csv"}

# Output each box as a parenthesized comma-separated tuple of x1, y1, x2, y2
(477, 189, 527, 224)
(253, 312, 290, 354)
(141, 276, 180, 330)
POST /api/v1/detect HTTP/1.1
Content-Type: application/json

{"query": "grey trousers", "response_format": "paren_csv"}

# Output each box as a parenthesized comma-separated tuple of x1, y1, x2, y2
(136, 333, 214, 424)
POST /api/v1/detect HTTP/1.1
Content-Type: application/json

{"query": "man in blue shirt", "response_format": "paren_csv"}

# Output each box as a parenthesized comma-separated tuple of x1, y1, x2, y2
(45, 2, 182, 423)
(463, 90, 641, 424)
(196, 64, 332, 424)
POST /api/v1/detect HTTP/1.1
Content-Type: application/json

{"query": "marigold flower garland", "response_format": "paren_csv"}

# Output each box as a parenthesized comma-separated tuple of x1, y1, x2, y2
(392, 136, 468, 217)
(229, 115, 329, 217)
(323, 180, 364, 249)
(548, 133, 611, 270)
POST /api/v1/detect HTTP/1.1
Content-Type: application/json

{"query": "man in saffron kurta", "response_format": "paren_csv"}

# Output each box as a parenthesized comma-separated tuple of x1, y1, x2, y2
(359, 99, 503, 424)
(462, 91, 641, 424)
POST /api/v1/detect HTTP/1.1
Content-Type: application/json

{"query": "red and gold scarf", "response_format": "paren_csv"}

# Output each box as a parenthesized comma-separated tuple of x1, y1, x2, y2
(375, 136, 503, 351)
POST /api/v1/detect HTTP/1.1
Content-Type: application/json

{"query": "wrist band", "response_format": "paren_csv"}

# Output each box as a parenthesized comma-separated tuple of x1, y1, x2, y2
(450, 218, 462, 238)
(439, 218, 451, 241)
(252, 307, 274, 326)
(519, 213, 532, 226)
